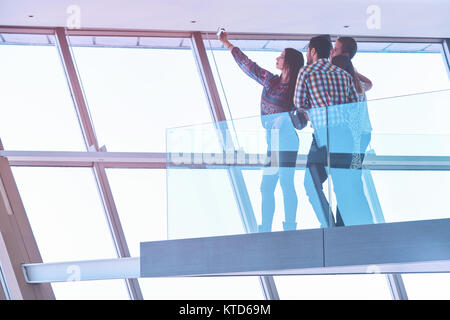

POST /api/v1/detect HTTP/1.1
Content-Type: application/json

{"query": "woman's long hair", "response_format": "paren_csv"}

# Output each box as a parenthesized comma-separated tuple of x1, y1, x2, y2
(282, 48, 304, 108)
(331, 54, 363, 94)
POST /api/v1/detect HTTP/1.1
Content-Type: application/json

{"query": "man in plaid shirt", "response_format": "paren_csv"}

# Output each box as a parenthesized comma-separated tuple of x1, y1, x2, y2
(294, 35, 373, 227)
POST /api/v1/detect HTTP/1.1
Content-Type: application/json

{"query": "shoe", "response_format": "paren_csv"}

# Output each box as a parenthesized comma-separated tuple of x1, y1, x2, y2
(258, 224, 271, 233)
(282, 221, 297, 231)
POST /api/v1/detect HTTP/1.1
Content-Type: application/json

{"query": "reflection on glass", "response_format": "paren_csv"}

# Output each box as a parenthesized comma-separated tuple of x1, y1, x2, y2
(0, 36, 85, 151)
(167, 90, 450, 238)
(167, 112, 315, 239)
(311, 101, 374, 227)
(304, 90, 450, 228)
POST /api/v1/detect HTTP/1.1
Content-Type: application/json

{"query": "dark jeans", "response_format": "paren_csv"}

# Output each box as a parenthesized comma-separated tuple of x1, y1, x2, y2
(304, 128, 373, 227)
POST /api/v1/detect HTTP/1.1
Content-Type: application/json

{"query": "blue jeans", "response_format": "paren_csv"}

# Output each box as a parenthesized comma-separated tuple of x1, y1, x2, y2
(304, 127, 373, 227)
(260, 113, 299, 231)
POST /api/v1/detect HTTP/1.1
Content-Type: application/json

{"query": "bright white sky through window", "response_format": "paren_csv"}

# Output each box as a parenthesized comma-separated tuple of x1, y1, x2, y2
(1, 38, 450, 299)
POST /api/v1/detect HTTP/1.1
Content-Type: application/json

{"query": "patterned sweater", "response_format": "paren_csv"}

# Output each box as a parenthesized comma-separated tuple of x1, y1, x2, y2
(231, 47, 293, 116)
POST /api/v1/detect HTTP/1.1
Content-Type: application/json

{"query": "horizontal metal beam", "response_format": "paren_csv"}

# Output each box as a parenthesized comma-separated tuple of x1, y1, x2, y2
(21, 258, 450, 284)
(0, 25, 444, 43)
(66, 28, 193, 38)
(141, 218, 450, 278)
(2, 151, 450, 171)
(177, 260, 450, 276)
(0, 151, 166, 168)
(22, 258, 139, 283)
(0, 26, 55, 34)
(202, 32, 445, 43)
(362, 155, 450, 170)
(22, 218, 450, 283)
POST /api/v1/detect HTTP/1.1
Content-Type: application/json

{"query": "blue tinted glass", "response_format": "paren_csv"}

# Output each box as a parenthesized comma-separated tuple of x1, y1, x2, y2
(167, 90, 450, 237)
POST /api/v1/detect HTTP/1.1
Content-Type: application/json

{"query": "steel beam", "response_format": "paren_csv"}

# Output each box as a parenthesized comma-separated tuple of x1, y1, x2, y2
(21, 219, 450, 288)
(23, 258, 139, 283)
(140, 218, 450, 277)
(0, 26, 55, 34)
(0, 25, 444, 44)
(443, 39, 450, 80)
(0, 157, 55, 299)
(0, 264, 8, 299)
(23, 258, 450, 283)
(3, 150, 450, 171)
(55, 27, 98, 151)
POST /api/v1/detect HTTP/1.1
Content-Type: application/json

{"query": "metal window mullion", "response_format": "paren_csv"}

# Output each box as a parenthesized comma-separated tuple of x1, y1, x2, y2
(92, 163, 143, 300)
(0, 26, 56, 34)
(55, 27, 98, 150)
(0, 143, 55, 299)
(54, 27, 143, 300)
(442, 39, 450, 80)
(361, 164, 408, 300)
(0, 231, 22, 299)
(0, 263, 8, 300)
(190, 31, 279, 300)
(386, 274, 408, 300)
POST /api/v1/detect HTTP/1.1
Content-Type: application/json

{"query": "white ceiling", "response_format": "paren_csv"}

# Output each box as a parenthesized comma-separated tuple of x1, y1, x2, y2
(1, 0, 449, 38)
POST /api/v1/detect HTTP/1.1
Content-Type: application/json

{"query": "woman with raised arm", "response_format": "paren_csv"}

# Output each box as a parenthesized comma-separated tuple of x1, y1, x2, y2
(218, 31, 304, 232)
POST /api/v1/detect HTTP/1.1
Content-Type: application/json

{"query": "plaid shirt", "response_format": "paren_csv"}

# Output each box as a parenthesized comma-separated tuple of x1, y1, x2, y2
(294, 58, 359, 129)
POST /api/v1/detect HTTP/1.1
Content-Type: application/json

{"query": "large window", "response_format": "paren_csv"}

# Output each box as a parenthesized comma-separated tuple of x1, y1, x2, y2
(205, 39, 450, 121)
(106, 168, 264, 299)
(203, 37, 450, 300)
(402, 273, 450, 299)
(2, 31, 450, 300)
(69, 36, 212, 152)
(275, 274, 391, 300)
(11, 167, 128, 299)
(0, 34, 86, 151)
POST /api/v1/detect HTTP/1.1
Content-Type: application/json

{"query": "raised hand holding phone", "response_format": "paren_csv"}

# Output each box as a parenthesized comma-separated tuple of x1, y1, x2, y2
(217, 28, 233, 50)
(217, 27, 225, 36)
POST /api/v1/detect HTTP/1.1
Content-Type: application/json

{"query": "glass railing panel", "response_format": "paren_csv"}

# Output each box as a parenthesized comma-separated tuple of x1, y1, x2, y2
(317, 101, 376, 227)
(323, 90, 450, 227)
(167, 90, 450, 238)
(167, 168, 247, 239)
(167, 112, 319, 239)
(367, 89, 450, 156)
